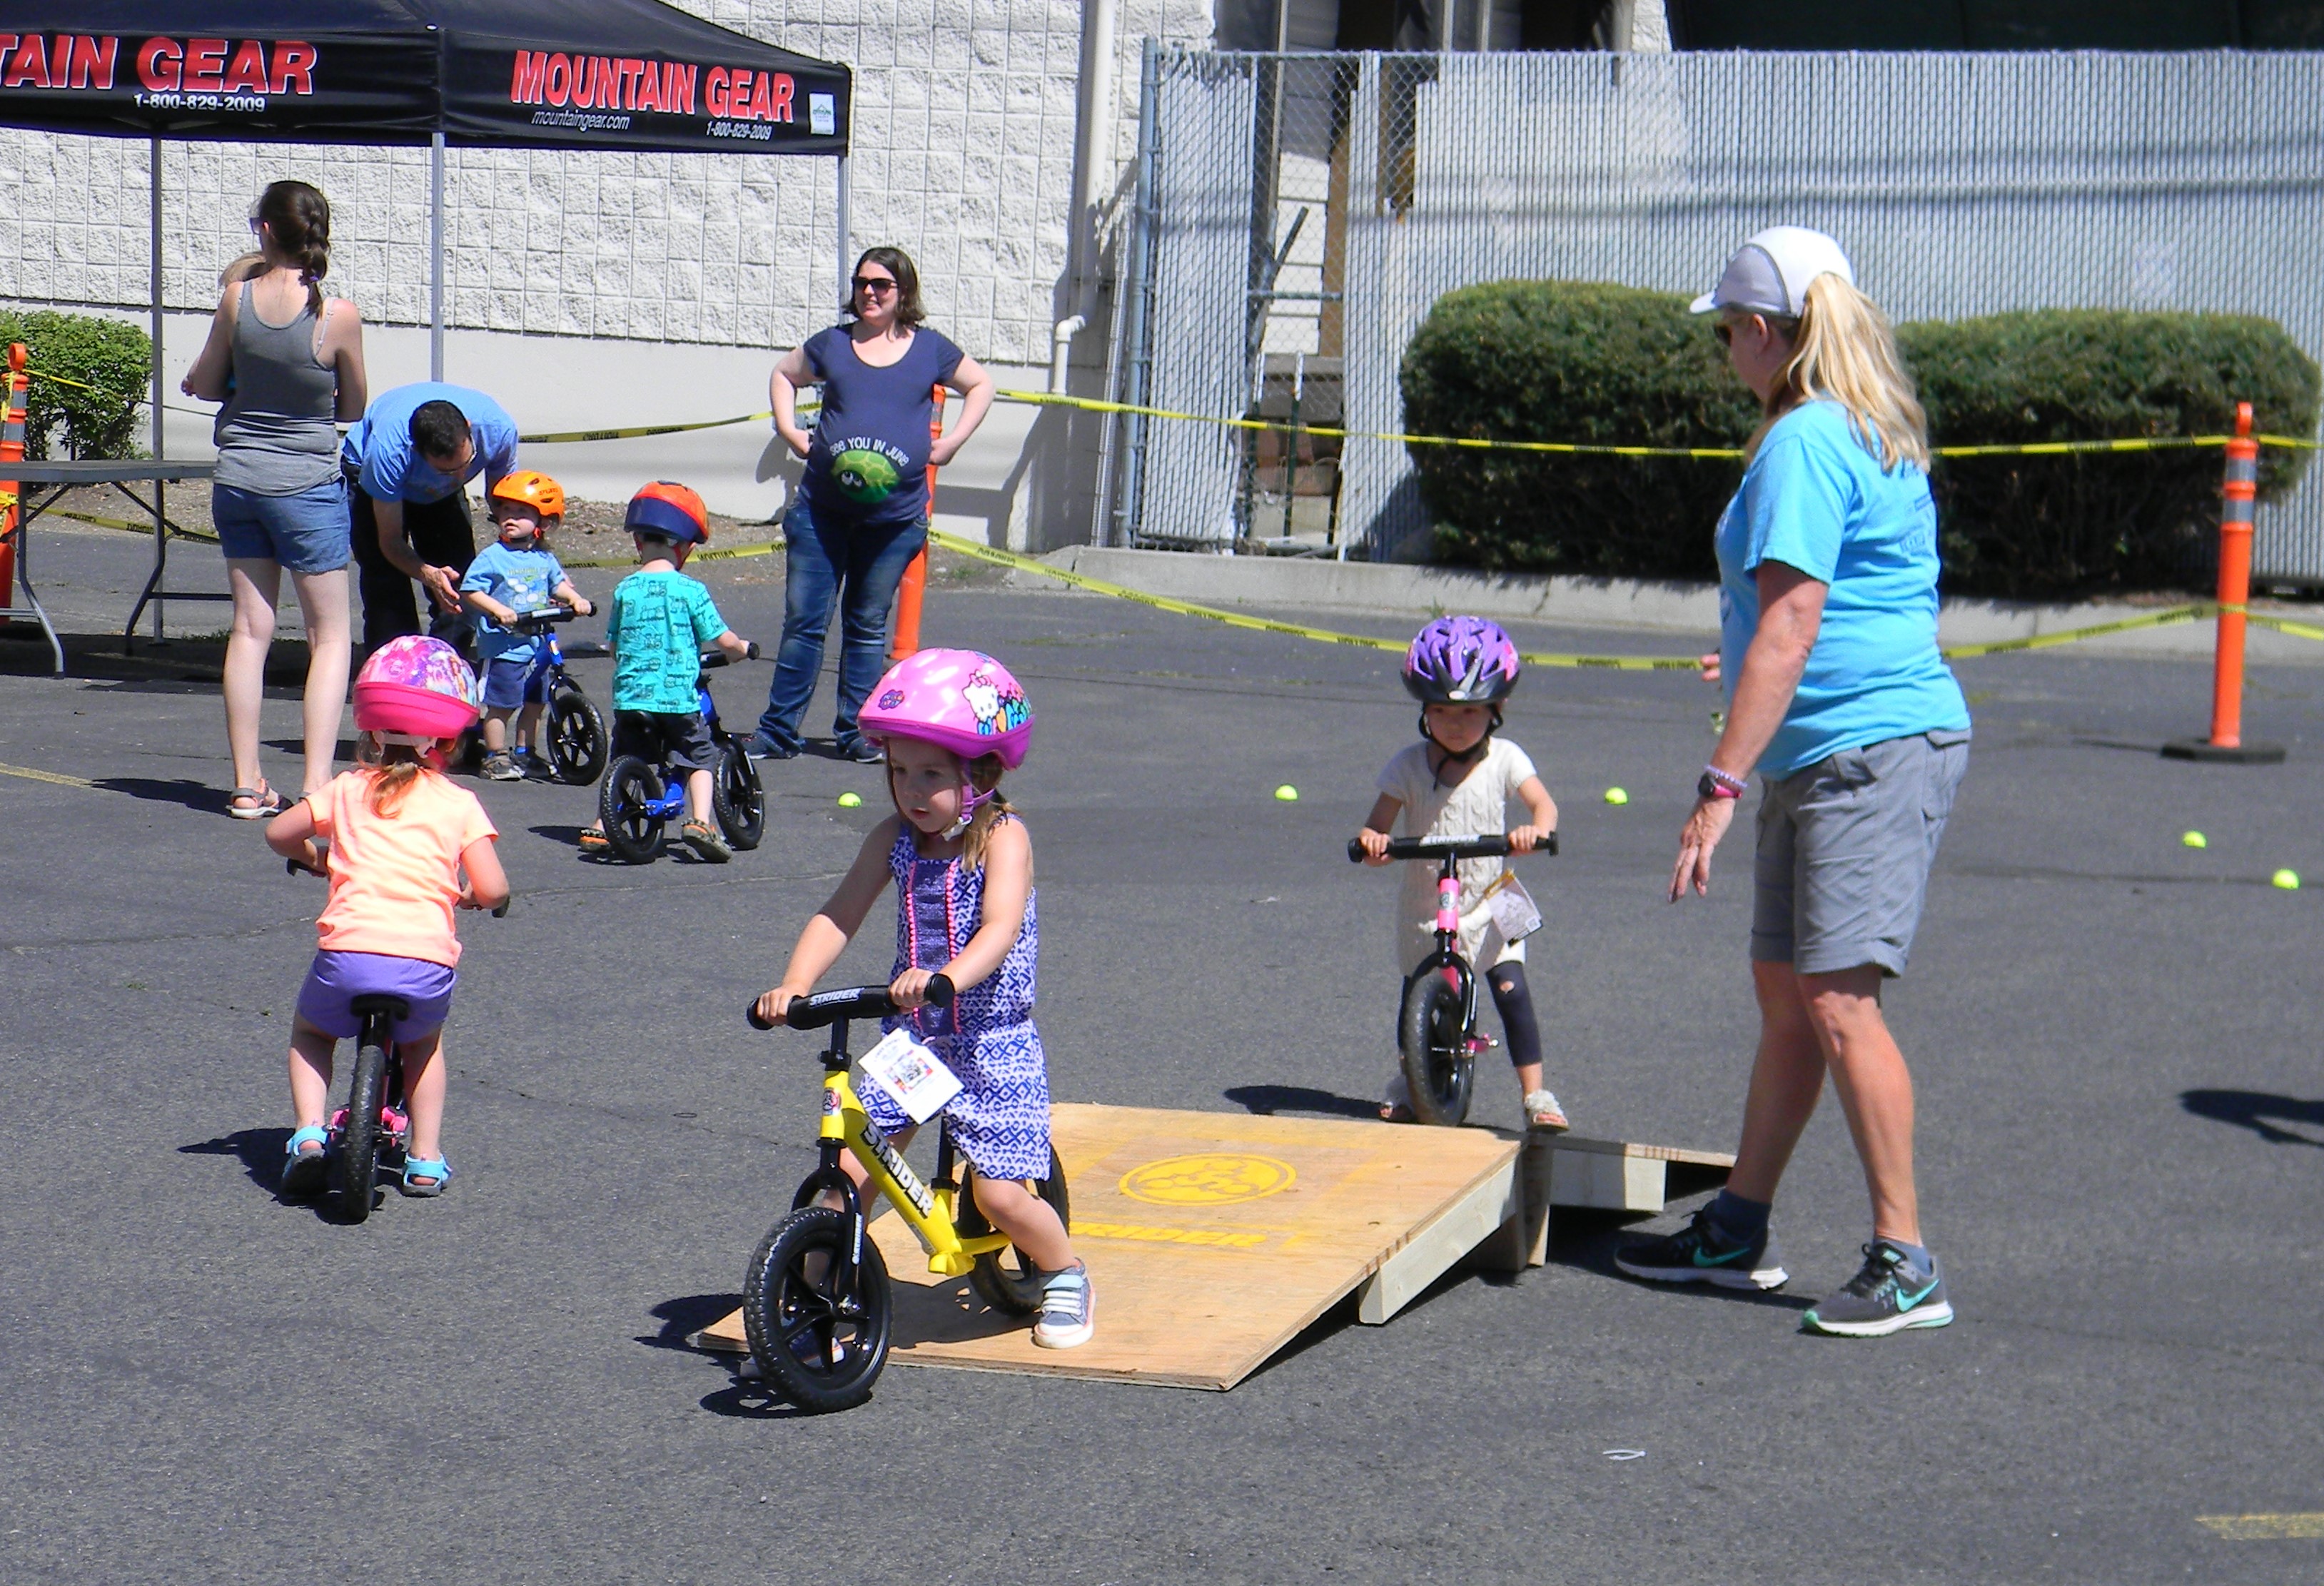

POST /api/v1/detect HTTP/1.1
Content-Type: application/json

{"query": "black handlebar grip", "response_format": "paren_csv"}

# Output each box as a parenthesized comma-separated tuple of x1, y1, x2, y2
(1346, 837, 1370, 863)
(924, 973, 956, 1006)
(745, 640, 762, 660)
(746, 1000, 777, 1031)
(492, 899, 511, 918)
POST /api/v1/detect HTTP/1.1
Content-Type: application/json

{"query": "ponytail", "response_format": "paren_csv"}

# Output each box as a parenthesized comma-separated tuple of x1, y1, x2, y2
(959, 755, 1016, 872)
(356, 734, 443, 817)
(1749, 273, 1929, 473)
(255, 178, 333, 311)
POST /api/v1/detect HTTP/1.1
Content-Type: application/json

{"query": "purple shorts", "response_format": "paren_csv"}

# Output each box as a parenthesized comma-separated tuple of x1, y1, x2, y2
(295, 950, 458, 1043)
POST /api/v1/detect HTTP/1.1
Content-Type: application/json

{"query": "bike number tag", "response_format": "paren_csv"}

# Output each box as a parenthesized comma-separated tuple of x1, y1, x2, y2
(1485, 871, 1542, 943)
(857, 1027, 962, 1125)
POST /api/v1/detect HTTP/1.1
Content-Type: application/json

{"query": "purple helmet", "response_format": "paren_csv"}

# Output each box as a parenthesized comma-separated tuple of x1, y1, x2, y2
(1403, 616, 1520, 704)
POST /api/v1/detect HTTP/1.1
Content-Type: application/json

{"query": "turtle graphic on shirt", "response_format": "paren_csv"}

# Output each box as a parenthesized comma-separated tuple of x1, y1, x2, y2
(830, 445, 903, 506)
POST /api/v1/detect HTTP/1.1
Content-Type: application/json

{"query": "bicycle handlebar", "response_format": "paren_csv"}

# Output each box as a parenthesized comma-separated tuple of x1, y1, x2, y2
(287, 854, 509, 915)
(507, 605, 582, 635)
(697, 642, 761, 671)
(748, 974, 956, 1031)
(1345, 832, 1558, 862)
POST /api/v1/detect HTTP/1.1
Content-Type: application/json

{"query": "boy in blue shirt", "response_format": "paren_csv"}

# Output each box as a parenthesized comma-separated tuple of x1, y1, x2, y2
(579, 482, 754, 863)
(460, 471, 593, 781)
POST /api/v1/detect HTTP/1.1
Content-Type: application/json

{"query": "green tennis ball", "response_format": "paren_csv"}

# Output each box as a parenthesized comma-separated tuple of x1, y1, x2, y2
(1273, 784, 1299, 802)
(2272, 868, 2300, 891)
(2181, 831, 2207, 849)
(837, 792, 863, 808)
(1604, 787, 1630, 806)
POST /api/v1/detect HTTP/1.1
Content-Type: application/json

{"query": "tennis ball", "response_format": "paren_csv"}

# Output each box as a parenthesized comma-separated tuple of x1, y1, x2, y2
(2272, 868, 2300, 891)
(837, 792, 863, 808)
(2181, 831, 2207, 849)
(1604, 787, 1630, 806)
(1273, 784, 1299, 802)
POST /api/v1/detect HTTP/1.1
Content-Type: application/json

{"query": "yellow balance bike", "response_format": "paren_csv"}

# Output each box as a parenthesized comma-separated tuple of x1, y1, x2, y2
(742, 977, 1070, 1412)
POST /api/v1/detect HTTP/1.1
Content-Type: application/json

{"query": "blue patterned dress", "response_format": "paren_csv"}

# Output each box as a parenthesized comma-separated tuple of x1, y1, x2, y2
(864, 817, 1051, 1179)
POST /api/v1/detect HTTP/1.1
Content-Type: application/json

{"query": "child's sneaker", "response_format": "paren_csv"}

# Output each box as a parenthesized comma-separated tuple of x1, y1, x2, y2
(1801, 1242, 1953, 1337)
(1032, 1262, 1094, 1350)
(1614, 1204, 1789, 1290)
(480, 751, 522, 782)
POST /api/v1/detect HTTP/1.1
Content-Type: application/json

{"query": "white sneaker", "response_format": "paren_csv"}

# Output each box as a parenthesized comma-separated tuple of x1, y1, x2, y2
(1032, 1263, 1094, 1350)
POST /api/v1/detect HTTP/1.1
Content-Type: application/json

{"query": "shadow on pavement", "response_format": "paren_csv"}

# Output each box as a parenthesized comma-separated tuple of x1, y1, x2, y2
(91, 775, 231, 815)
(179, 1126, 292, 1196)
(1550, 1208, 1817, 1311)
(639, 1293, 742, 1354)
(1223, 1083, 1380, 1121)
(2181, 1088, 2324, 1146)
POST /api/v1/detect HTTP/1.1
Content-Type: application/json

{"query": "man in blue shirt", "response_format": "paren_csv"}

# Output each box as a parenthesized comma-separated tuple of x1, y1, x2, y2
(343, 383, 520, 650)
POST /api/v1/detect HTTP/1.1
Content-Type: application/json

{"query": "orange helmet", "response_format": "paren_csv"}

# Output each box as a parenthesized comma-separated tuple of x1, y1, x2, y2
(490, 470, 565, 520)
(626, 480, 710, 545)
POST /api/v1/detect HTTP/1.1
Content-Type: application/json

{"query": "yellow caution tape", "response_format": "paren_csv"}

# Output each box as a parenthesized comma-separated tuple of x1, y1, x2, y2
(43, 505, 219, 543)
(1935, 604, 2213, 658)
(2245, 611, 2324, 642)
(520, 411, 772, 445)
(556, 539, 780, 572)
(0, 759, 97, 789)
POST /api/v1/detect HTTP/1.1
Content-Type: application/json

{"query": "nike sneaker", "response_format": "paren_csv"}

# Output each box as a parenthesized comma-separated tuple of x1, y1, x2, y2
(1613, 1204, 1789, 1290)
(1802, 1241, 1954, 1337)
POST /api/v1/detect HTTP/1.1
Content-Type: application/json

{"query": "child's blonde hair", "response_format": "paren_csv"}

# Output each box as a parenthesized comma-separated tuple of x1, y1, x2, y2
(355, 732, 449, 817)
(1749, 273, 1930, 473)
(959, 754, 1015, 871)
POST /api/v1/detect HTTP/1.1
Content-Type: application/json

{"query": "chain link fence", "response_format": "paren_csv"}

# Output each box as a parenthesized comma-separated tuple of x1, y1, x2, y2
(1103, 45, 2324, 582)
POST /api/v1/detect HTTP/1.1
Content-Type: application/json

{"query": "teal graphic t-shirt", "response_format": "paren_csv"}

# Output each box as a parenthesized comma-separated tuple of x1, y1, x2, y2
(605, 569, 727, 714)
(1715, 400, 1971, 779)
(798, 324, 964, 530)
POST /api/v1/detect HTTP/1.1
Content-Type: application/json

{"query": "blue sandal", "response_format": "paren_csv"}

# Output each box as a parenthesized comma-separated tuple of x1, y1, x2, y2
(399, 1154, 453, 1198)
(279, 1126, 330, 1200)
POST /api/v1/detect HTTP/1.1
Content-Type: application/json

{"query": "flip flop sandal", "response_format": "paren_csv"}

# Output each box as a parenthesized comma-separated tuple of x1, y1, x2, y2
(227, 785, 286, 820)
(399, 1154, 453, 1198)
(279, 1126, 330, 1200)
(1523, 1088, 1570, 1133)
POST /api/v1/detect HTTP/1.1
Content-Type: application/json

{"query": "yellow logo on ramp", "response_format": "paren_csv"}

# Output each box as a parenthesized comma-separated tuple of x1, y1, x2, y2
(1120, 1153, 1296, 1206)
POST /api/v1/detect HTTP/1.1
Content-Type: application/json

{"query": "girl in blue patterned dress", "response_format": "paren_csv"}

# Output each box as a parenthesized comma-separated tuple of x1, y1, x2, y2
(755, 648, 1091, 1349)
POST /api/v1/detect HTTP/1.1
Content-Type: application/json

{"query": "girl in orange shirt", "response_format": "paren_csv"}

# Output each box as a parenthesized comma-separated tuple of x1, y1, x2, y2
(267, 636, 507, 1199)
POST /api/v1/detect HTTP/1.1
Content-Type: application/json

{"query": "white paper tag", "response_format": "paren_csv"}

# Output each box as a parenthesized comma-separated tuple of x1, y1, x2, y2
(1485, 872, 1542, 943)
(857, 1026, 963, 1125)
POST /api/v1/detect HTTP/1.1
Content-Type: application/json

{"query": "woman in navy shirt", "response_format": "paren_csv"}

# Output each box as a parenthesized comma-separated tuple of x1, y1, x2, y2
(750, 248, 994, 761)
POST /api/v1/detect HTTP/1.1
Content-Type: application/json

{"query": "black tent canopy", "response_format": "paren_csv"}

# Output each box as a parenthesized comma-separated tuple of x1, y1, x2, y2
(0, 0, 854, 431)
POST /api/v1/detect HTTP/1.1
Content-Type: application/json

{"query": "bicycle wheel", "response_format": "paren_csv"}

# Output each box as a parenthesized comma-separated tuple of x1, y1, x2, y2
(597, 755, 665, 864)
(712, 742, 765, 850)
(1398, 971, 1475, 1127)
(741, 1207, 892, 1413)
(331, 1027, 388, 1221)
(957, 1146, 1072, 1316)
(544, 687, 608, 785)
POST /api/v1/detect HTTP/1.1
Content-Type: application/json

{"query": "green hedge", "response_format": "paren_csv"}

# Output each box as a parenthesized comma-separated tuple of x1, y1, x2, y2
(0, 308, 151, 461)
(1400, 283, 2322, 599)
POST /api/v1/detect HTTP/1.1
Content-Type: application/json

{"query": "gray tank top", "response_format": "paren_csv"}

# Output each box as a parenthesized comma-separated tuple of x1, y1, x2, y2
(213, 281, 342, 494)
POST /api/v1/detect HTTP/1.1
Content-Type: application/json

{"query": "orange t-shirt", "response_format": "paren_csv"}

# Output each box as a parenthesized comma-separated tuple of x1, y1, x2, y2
(307, 768, 498, 967)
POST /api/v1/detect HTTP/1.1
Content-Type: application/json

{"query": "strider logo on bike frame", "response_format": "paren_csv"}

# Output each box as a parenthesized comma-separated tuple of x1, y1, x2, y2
(859, 1118, 934, 1218)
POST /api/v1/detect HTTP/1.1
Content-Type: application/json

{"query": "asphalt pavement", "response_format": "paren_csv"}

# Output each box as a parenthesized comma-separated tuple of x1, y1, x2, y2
(2, 531, 2320, 1584)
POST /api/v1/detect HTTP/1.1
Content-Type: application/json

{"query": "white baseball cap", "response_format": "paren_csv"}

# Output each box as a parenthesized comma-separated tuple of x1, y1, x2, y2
(1691, 226, 1855, 317)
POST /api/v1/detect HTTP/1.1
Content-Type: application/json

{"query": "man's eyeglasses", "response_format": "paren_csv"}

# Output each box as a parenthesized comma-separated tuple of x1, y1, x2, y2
(852, 276, 898, 296)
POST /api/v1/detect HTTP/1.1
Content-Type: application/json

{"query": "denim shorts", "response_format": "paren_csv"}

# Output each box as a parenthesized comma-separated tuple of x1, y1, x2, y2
(1751, 729, 1970, 978)
(479, 652, 547, 710)
(295, 950, 458, 1043)
(213, 479, 352, 574)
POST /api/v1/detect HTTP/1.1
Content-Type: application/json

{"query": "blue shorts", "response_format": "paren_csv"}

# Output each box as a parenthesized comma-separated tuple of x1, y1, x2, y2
(295, 950, 458, 1044)
(479, 652, 547, 710)
(213, 479, 352, 574)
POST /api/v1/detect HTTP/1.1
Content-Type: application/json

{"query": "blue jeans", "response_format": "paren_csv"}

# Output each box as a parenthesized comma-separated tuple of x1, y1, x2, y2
(757, 497, 927, 752)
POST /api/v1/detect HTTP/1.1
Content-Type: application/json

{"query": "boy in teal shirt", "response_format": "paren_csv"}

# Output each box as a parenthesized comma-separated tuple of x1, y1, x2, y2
(579, 483, 754, 863)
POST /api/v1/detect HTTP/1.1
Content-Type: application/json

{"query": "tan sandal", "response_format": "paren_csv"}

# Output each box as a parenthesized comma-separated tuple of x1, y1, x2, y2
(226, 784, 285, 820)
(1524, 1088, 1570, 1133)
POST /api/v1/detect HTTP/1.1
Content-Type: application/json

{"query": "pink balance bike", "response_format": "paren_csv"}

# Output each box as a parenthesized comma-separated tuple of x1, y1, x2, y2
(1346, 831, 1557, 1127)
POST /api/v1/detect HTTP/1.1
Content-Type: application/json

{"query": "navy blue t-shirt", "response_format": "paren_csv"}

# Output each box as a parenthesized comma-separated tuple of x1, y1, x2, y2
(797, 324, 964, 528)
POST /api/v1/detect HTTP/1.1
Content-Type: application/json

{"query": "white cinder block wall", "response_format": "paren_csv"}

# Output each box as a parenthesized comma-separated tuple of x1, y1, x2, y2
(0, 0, 1213, 545)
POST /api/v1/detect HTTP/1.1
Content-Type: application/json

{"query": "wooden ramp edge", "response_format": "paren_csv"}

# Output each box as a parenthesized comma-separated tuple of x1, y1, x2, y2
(692, 1104, 1729, 1390)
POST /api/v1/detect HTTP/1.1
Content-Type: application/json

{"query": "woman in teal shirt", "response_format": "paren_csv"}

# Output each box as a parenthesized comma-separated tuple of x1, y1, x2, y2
(1617, 228, 1971, 1338)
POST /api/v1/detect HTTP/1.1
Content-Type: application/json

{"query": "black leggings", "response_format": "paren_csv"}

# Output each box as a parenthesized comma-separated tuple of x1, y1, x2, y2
(350, 481, 477, 652)
(1485, 962, 1542, 1071)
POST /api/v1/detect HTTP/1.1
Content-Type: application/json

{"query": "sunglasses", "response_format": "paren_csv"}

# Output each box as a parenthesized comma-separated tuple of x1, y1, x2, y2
(852, 276, 899, 296)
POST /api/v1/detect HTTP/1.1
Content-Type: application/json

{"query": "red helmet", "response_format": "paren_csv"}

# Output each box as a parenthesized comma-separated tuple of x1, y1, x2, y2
(626, 480, 709, 545)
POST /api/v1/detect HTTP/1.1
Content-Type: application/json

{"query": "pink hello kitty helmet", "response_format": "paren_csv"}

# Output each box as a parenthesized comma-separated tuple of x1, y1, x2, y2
(352, 635, 479, 744)
(859, 648, 1034, 770)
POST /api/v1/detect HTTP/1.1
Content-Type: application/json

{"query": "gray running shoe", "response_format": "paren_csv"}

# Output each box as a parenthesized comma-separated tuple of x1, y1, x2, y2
(1613, 1205, 1789, 1290)
(1033, 1263, 1095, 1350)
(1802, 1242, 1953, 1337)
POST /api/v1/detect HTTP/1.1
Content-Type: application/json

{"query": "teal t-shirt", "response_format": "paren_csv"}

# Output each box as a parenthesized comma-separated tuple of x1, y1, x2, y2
(605, 569, 727, 714)
(1716, 400, 1971, 779)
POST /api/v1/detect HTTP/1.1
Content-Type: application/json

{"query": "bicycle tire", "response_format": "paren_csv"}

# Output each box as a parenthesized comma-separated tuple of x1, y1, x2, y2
(545, 687, 608, 785)
(597, 755, 665, 864)
(712, 742, 765, 850)
(1399, 971, 1475, 1127)
(741, 1207, 892, 1413)
(956, 1146, 1072, 1316)
(332, 1027, 388, 1221)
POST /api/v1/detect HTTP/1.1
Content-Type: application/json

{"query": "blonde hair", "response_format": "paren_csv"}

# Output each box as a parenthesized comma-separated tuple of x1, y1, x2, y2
(1750, 273, 1929, 472)
(956, 755, 1018, 871)
(355, 732, 446, 817)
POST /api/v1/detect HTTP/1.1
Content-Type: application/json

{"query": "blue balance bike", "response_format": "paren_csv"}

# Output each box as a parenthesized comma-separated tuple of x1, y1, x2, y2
(595, 648, 765, 863)
(499, 605, 610, 786)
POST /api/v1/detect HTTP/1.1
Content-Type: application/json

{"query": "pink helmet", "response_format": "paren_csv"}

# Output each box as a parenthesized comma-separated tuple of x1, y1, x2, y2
(352, 635, 479, 742)
(859, 649, 1034, 769)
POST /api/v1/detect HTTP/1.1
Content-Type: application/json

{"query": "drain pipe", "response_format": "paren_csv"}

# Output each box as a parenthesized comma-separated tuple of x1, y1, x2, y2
(1051, 0, 1118, 393)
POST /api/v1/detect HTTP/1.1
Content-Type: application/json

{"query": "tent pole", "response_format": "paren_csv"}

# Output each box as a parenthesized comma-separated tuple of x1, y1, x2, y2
(150, 133, 163, 460)
(834, 154, 850, 311)
(429, 133, 446, 380)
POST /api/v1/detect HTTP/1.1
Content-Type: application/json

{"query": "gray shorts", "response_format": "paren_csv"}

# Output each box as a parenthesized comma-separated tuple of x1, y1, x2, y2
(1752, 729, 1969, 977)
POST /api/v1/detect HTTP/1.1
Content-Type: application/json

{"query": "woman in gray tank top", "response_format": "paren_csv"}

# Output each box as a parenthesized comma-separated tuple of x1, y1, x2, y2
(182, 180, 369, 818)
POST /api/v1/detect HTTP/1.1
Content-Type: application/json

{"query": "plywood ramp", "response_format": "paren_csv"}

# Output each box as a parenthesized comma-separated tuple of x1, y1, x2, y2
(694, 1102, 1519, 1391)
